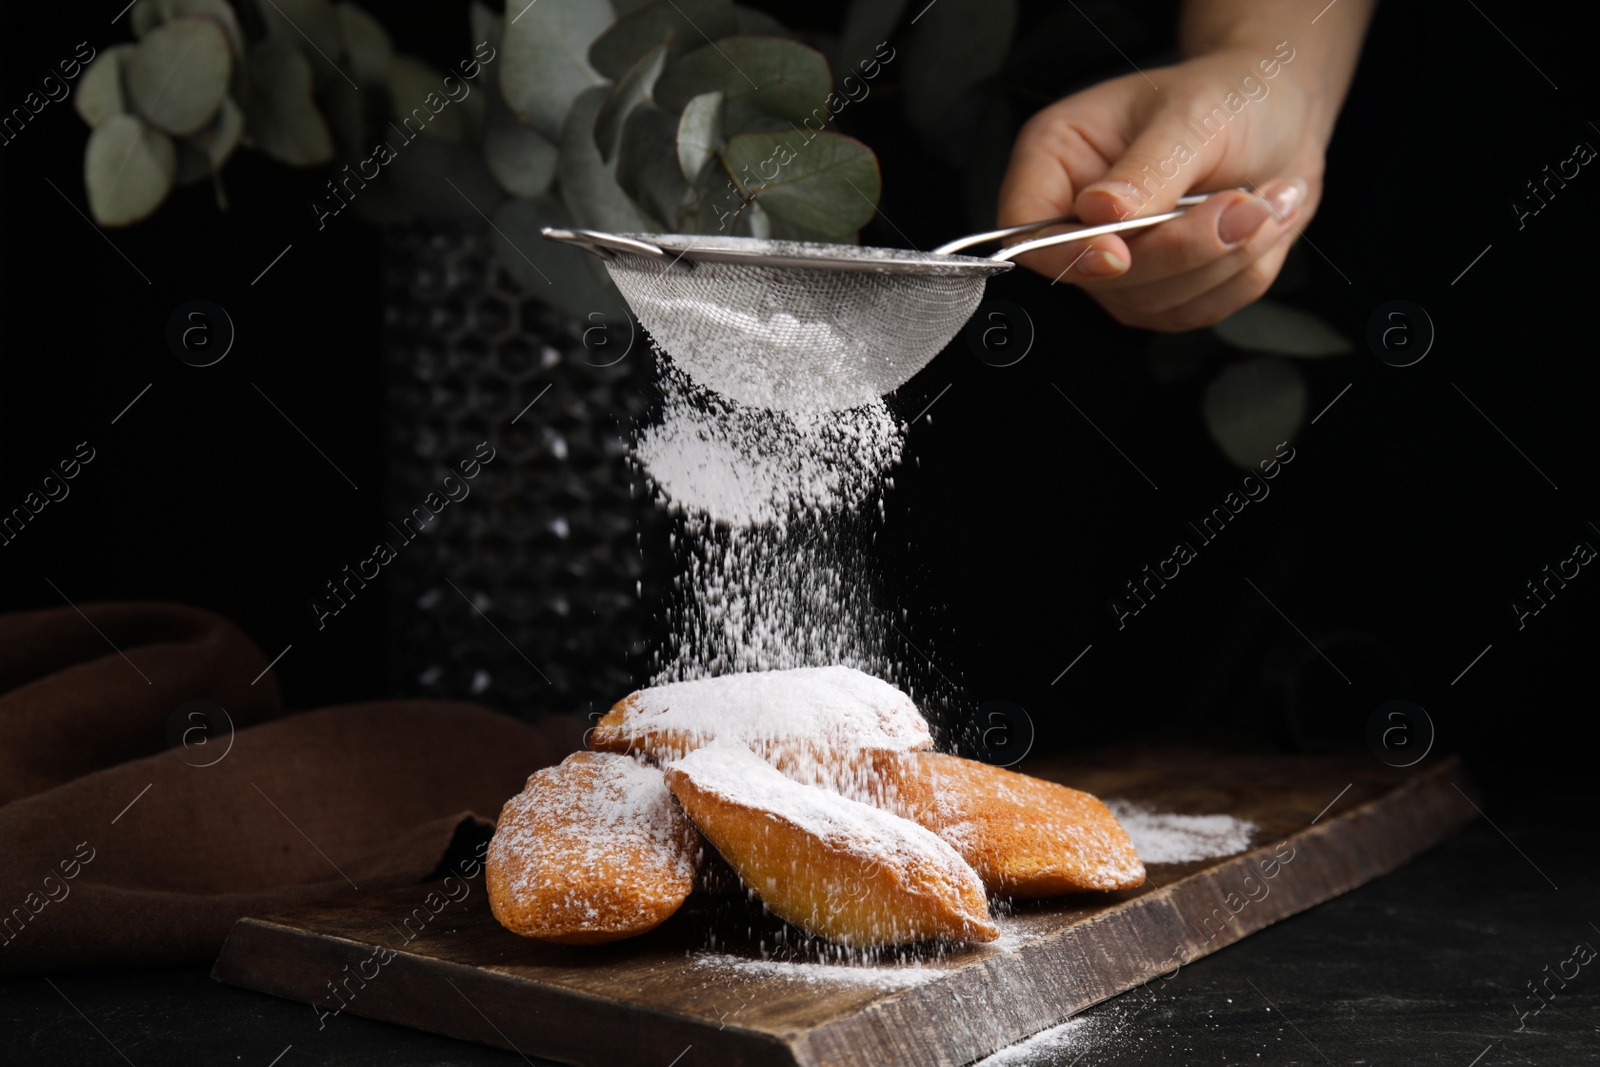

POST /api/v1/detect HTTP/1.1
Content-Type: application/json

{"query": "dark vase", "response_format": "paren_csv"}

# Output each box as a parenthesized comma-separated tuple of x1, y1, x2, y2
(380, 221, 668, 719)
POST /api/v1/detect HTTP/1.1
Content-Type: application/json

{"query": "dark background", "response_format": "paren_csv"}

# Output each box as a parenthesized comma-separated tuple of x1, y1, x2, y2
(2, 0, 1596, 814)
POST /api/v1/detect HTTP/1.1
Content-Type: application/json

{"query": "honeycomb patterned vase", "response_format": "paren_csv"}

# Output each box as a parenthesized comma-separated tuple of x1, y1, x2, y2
(382, 222, 667, 718)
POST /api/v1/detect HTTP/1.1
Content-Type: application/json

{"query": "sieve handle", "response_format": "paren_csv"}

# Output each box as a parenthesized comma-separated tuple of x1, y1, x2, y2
(987, 190, 1245, 263)
(933, 193, 1212, 256)
(541, 227, 683, 265)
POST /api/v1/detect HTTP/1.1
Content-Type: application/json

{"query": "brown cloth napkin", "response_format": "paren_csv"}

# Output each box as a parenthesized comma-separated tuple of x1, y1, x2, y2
(0, 602, 572, 976)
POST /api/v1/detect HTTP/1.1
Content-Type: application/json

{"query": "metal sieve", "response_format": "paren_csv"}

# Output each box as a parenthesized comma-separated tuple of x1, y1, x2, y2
(543, 192, 1217, 412)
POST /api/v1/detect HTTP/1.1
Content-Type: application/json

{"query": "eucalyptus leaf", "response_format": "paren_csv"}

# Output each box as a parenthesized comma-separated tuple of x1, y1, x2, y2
(760, 207, 846, 242)
(723, 129, 878, 237)
(490, 196, 627, 319)
(335, 2, 394, 87)
(84, 114, 177, 226)
(656, 37, 832, 132)
(174, 145, 210, 186)
(469, 1, 506, 135)
(389, 56, 465, 143)
(559, 85, 659, 232)
(75, 45, 133, 128)
(679, 151, 746, 234)
(740, 197, 773, 238)
(616, 103, 690, 226)
(1201, 357, 1308, 469)
(175, 95, 244, 184)
(258, 0, 346, 90)
(469, 1, 502, 50)
(903, 0, 1015, 133)
(241, 39, 334, 166)
(456, 69, 488, 140)
(594, 41, 668, 162)
(387, 132, 506, 221)
(839, 0, 906, 67)
(126, 15, 233, 136)
(676, 89, 722, 182)
(484, 96, 558, 197)
(735, 5, 789, 36)
(130, 0, 166, 35)
(1212, 299, 1354, 358)
(500, 0, 613, 141)
(589, 0, 736, 79)
(131, 0, 245, 56)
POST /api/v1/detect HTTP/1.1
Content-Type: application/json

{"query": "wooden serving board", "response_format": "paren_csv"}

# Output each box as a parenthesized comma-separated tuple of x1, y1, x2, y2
(213, 749, 1476, 1067)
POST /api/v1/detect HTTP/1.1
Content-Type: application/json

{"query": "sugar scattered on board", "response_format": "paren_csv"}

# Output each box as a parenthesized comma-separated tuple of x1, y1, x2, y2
(687, 951, 940, 990)
(1106, 801, 1257, 863)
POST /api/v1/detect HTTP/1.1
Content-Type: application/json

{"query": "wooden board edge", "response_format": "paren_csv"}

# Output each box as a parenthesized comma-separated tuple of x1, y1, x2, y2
(212, 914, 801, 1066)
(787, 757, 1478, 1067)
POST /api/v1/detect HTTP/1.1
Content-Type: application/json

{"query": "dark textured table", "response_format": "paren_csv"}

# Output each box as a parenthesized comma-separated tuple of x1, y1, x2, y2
(5, 795, 1595, 1067)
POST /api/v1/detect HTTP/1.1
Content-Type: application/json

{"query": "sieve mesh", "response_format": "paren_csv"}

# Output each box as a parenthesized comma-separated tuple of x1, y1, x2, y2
(600, 252, 989, 412)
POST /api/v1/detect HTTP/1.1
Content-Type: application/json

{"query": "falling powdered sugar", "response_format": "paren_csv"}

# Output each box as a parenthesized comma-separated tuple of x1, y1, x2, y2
(635, 355, 908, 684)
(1105, 801, 1257, 863)
(636, 361, 904, 528)
(651, 521, 895, 682)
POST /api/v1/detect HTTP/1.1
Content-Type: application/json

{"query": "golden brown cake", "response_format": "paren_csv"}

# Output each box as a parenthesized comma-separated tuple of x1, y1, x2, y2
(665, 741, 997, 947)
(487, 751, 700, 945)
(866, 751, 1146, 897)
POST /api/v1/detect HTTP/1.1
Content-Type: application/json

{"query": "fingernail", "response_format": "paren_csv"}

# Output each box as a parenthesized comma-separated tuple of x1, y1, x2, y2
(1217, 196, 1274, 245)
(1263, 178, 1308, 223)
(1077, 249, 1128, 278)
(1080, 180, 1143, 217)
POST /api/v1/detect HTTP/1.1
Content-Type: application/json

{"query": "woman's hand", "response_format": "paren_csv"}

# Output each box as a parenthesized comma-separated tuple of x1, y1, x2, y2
(996, 37, 1345, 331)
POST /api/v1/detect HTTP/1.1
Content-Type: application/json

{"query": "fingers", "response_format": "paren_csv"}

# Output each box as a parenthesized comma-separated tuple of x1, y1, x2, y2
(1072, 106, 1228, 224)
(1013, 233, 1132, 284)
(1146, 240, 1295, 331)
(995, 113, 1112, 230)
(1098, 236, 1295, 332)
(995, 108, 1125, 280)
(1072, 179, 1308, 298)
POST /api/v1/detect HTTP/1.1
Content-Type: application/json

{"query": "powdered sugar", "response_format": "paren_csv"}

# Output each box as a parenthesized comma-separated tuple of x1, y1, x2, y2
(686, 951, 940, 989)
(490, 753, 695, 902)
(1106, 802, 1257, 863)
(971, 1016, 1097, 1066)
(636, 363, 903, 529)
(633, 359, 905, 683)
(668, 740, 981, 895)
(598, 234, 998, 413)
(650, 520, 898, 683)
(609, 666, 931, 756)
